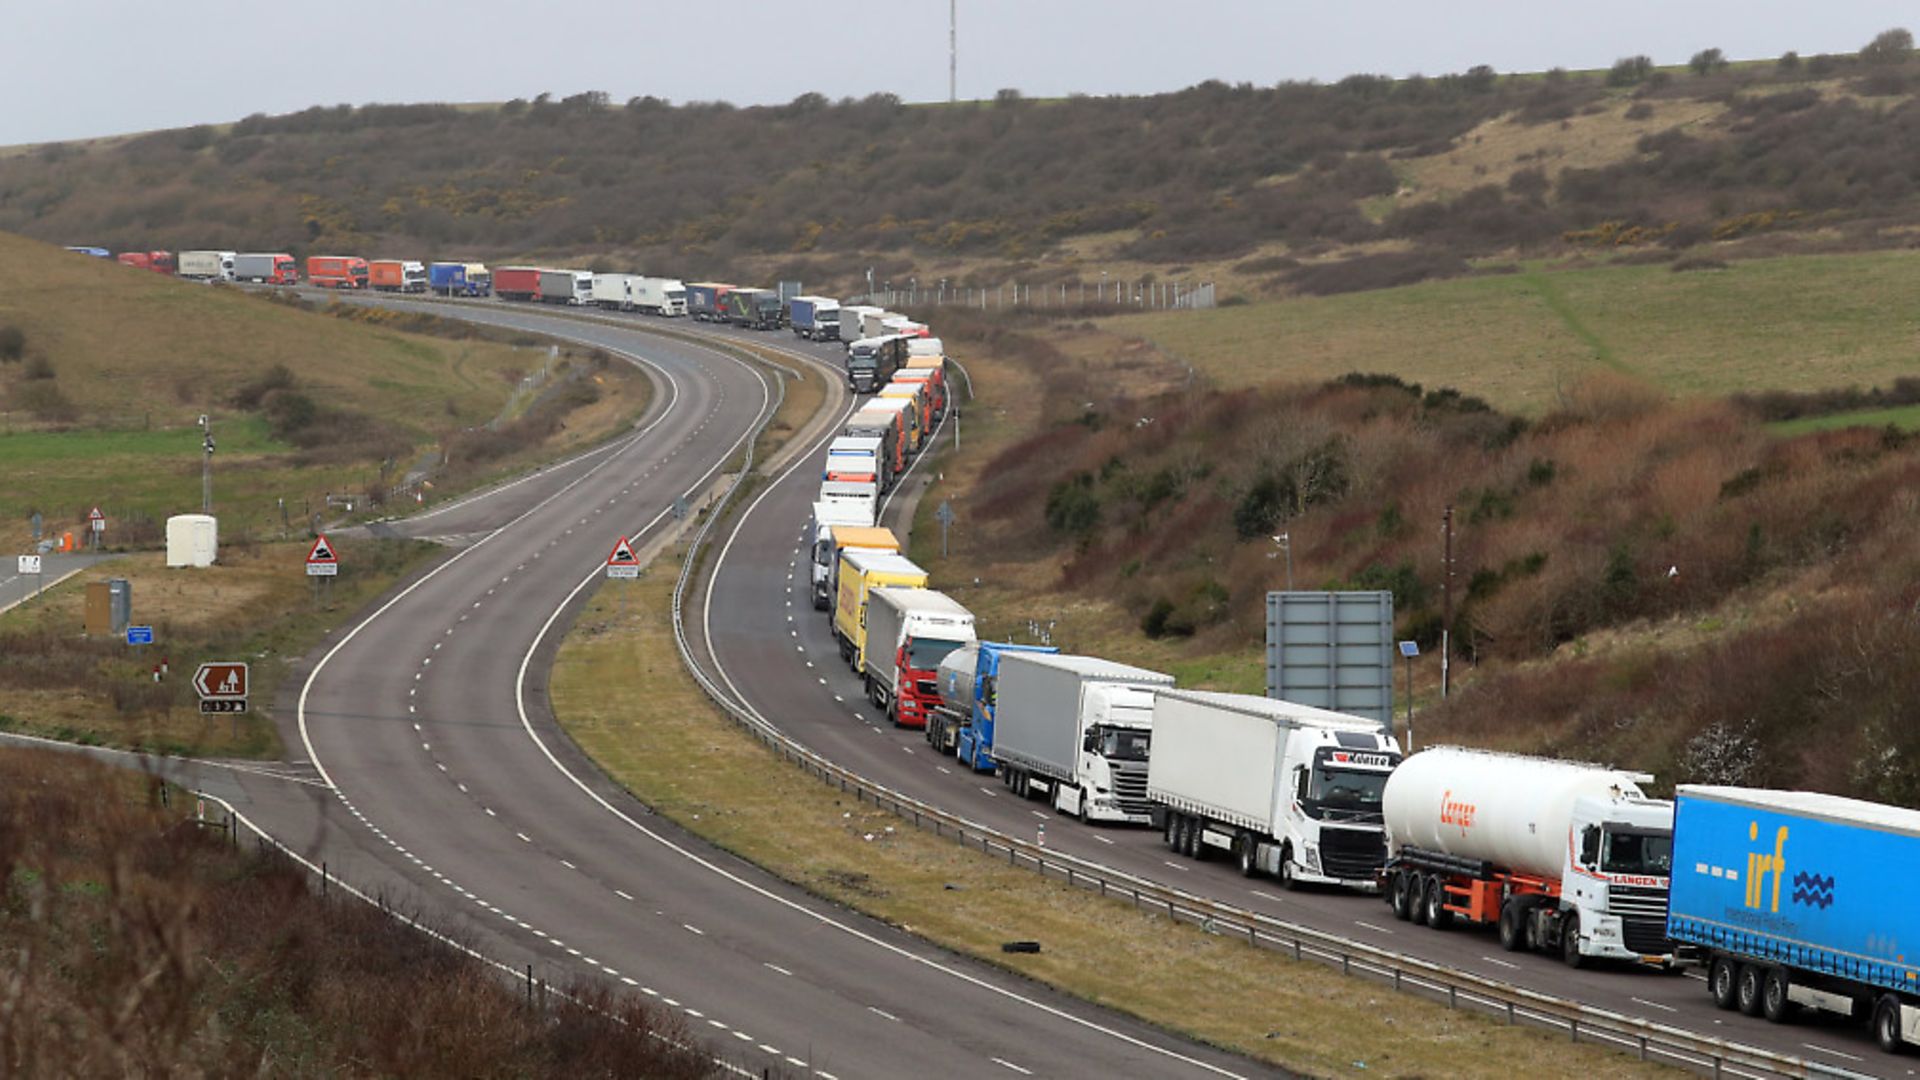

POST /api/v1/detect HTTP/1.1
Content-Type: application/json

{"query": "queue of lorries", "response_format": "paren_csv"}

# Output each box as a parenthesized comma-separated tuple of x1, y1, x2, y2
(811, 320, 1920, 1055)
(73, 241, 1920, 1057)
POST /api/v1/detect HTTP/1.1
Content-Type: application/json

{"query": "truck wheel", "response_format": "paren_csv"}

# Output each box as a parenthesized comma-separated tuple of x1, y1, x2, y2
(1422, 876, 1451, 930)
(1498, 900, 1526, 952)
(1190, 821, 1210, 863)
(1709, 956, 1739, 1010)
(1873, 994, 1906, 1054)
(1277, 847, 1298, 891)
(1736, 963, 1765, 1016)
(1236, 834, 1257, 878)
(1389, 871, 1414, 921)
(1560, 913, 1584, 968)
(1762, 968, 1794, 1023)
(1407, 874, 1429, 926)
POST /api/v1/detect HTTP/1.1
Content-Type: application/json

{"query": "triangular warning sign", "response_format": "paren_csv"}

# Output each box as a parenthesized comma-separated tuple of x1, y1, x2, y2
(607, 536, 639, 566)
(307, 535, 338, 564)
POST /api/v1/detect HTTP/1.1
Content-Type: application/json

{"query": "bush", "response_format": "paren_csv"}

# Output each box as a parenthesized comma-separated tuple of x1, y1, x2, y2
(1689, 48, 1728, 76)
(1607, 55, 1655, 87)
(1860, 27, 1914, 65)
(231, 363, 298, 409)
(1777, 51, 1801, 73)
(12, 380, 76, 421)
(1044, 473, 1100, 534)
(0, 324, 23, 361)
(1623, 101, 1654, 121)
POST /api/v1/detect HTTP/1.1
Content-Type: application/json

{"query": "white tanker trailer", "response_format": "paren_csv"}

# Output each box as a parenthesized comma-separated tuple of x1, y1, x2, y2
(1381, 746, 1682, 968)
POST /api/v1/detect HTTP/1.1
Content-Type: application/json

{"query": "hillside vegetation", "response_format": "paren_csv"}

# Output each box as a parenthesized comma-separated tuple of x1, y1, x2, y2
(4, 30, 1920, 297)
(0, 746, 713, 1076)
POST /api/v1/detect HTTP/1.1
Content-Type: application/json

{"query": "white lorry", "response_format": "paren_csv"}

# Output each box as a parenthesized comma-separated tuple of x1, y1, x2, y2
(1150, 690, 1402, 886)
(993, 653, 1172, 825)
(178, 250, 236, 281)
(809, 501, 879, 610)
(823, 435, 887, 494)
(907, 337, 944, 358)
(633, 277, 687, 316)
(817, 479, 877, 527)
(861, 309, 907, 339)
(861, 588, 976, 727)
(592, 273, 636, 310)
(1381, 746, 1680, 967)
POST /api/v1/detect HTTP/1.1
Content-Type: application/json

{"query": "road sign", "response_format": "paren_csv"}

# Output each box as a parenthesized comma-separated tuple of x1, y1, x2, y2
(306, 534, 339, 577)
(16, 554, 40, 575)
(126, 625, 154, 646)
(88, 507, 104, 533)
(193, 662, 248, 712)
(606, 536, 641, 579)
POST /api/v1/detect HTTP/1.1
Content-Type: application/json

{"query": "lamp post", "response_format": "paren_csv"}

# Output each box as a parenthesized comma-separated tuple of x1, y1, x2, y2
(1271, 533, 1292, 591)
(198, 414, 215, 514)
(1398, 640, 1420, 751)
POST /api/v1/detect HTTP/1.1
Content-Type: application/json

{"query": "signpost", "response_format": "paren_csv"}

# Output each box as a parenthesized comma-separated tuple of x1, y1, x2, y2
(605, 536, 640, 580)
(936, 500, 955, 558)
(193, 662, 249, 714)
(305, 535, 339, 577)
(126, 625, 154, 646)
(16, 553, 42, 598)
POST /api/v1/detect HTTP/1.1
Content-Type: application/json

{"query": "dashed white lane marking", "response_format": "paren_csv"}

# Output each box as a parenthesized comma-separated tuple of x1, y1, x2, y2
(516, 832, 532, 843)
(993, 1059, 1034, 1075)
(1804, 1044, 1864, 1062)
(1094, 835, 1114, 845)
(1162, 861, 1189, 872)
(759, 1043, 780, 1055)
(868, 1006, 898, 1021)
(706, 1019, 728, 1030)
(683, 923, 704, 935)
(559, 859, 576, 870)
(763, 962, 793, 976)
(484, 807, 495, 816)
(1354, 920, 1395, 935)
(936, 766, 951, 775)
(980, 787, 997, 798)
(616, 889, 634, 901)
(1030, 811, 1048, 820)
(1481, 956, 1519, 970)
(1632, 997, 1679, 1013)
(1249, 889, 1282, 902)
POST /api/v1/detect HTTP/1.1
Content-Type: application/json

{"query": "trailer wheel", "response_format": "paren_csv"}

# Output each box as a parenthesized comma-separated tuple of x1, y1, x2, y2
(1560, 913, 1584, 968)
(1389, 871, 1414, 921)
(1407, 874, 1429, 926)
(1709, 956, 1739, 1010)
(1164, 813, 1179, 850)
(1422, 876, 1451, 930)
(1873, 994, 1906, 1054)
(1236, 834, 1257, 878)
(1498, 900, 1526, 952)
(1762, 968, 1794, 1023)
(1736, 963, 1765, 1016)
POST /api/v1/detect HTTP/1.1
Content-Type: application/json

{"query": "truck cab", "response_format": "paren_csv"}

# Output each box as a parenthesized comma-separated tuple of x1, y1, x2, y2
(1556, 794, 1676, 964)
(845, 336, 905, 394)
(1054, 683, 1156, 824)
(1281, 734, 1401, 886)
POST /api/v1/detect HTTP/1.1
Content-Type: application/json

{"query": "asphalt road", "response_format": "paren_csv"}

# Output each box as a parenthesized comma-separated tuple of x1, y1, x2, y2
(214, 300, 1275, 1080)
(0, 551, 121, 615)
(683, 323, 1912, 1077)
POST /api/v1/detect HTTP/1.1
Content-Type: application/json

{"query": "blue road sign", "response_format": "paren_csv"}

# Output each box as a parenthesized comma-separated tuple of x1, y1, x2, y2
(126, 625, 154, 646)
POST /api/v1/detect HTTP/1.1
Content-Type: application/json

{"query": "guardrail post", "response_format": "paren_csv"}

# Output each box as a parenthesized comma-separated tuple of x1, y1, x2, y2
(1447, 985, 1456, 1009)
(1569, 1019, 1578, 1044)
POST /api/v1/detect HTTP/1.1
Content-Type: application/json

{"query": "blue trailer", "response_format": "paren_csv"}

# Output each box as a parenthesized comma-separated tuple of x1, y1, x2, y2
(789, 296, 842, 342)
(927, 642, 1058, 772)
(430, 262, 488, 297)
(1669, 785, 1920, 1054)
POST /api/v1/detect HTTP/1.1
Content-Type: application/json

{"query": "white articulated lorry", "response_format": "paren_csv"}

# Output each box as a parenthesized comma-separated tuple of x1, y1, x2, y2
(178, 250, 236, 281)
(861, 587, 976, 728)
(633, 277, 687, 316)
(1150, 690, 1401, 887)
(591, 273, 635, 310)
(1381, 746, 1680, 967)
(992, 653, 1172, 824)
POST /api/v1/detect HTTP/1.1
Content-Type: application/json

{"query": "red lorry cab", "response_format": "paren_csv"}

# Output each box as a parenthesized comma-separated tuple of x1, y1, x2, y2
(308, 255, 370, 289)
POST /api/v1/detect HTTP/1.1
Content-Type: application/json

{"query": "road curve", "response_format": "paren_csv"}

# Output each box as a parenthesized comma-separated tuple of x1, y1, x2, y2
(687, 323, 1901, 1076)
(246, 303, 1274, 1079)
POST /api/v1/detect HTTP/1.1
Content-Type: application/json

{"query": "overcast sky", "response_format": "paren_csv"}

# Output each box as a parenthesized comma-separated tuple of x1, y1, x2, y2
(4, 2, 1910, 146)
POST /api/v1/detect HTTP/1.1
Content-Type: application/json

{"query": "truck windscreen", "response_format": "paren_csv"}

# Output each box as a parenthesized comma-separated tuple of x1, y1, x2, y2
(1099, 728, 1151, 762)
(1601, 830, 1673, 876)
(906, 637, 967, 671)
(1311, 766, 1389, 812)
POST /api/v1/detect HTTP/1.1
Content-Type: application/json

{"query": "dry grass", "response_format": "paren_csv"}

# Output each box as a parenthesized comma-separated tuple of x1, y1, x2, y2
(0, 537, 441, 757)
(0, 746, 714, 1077)
(550, 570, 1673, 1078)
(1398, 97, 1732, 204)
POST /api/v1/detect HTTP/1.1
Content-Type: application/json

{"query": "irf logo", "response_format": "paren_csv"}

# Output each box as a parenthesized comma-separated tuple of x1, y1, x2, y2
(1439, 790, 1476, 833)
(1745, 821, 1789, 912)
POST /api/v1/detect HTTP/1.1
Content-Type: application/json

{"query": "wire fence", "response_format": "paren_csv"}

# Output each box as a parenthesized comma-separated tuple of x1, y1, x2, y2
(852, 280, 1214, 311)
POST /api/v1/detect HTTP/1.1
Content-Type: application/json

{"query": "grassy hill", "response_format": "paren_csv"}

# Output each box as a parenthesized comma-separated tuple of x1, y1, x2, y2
(2, 33, 1919, 297)
(1120, 248, 1920, 414)
(0, 231, 646, 547)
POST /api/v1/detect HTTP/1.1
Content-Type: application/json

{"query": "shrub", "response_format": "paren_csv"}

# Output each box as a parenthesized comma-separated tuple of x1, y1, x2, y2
(12, 380, 76, 421)
(1044, 473, 1100, 534)
(1860, 27, 1914, 65)
(1776, 51, 1801, 73)
(1623, 101, 1654, 121)
(231, 363, 298, 409)
(1607, 55, 1655, 87)
(1689, 48, 1728, 76)
(0, 324, 23, 361)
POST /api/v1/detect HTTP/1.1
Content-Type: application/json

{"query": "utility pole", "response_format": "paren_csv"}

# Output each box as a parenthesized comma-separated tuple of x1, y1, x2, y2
(199, 414, 216, 515)
(1441, 505, 1454, 698)
(949, 0, 957, 104)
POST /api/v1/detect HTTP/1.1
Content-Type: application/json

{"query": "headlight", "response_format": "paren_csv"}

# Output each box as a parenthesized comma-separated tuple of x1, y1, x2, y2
(1305, 847, 1322, 873)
